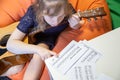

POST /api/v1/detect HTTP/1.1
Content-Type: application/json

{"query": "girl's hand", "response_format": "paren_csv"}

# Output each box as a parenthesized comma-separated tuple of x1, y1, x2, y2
(68, 11, 84, 29)
(36, 46, 57, 60)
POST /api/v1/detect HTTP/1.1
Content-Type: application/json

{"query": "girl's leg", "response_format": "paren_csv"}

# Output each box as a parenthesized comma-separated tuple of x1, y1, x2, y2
(23, 54, 44, 80)
(23, 43, 48, 80)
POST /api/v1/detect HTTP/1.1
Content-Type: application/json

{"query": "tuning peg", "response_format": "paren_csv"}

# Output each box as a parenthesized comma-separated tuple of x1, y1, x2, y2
(100, 16, 103, 19)
(87, 18, 91, 22)
(94, 17, 97, 21)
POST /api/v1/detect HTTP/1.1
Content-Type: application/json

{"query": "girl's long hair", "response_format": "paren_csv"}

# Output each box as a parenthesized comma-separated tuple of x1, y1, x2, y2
(32, 0, 73, 31)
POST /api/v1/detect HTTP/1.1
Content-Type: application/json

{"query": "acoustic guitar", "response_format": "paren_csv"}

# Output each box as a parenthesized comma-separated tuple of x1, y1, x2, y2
(0, 22, 32, 75)
(0, 7, 106, 75)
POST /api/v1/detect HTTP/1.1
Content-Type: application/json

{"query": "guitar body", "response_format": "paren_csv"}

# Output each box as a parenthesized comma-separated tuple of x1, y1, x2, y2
(0, 54, 32, 75)
(0, 22, 32, 75)
(0, 22, 19, 61)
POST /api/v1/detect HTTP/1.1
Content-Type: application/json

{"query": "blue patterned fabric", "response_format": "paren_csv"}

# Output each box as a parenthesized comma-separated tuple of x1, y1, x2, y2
(0, 76, 11, 80)
(17, 6, 69, 49)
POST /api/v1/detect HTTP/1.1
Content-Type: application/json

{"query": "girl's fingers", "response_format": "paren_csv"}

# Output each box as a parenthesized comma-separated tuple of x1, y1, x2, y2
(79, 20, 85, 25)
(49, 51, 57, 56)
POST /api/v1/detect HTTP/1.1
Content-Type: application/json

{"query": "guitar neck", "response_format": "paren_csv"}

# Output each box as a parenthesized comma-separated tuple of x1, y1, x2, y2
(76, 7, 106, 19)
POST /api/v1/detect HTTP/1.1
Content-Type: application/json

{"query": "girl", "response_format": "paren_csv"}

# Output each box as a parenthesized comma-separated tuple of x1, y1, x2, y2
(6, 0, 84, 80)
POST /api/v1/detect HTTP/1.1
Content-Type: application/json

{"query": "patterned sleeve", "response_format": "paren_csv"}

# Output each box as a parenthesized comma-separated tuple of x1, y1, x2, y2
(17, 6, 34, 34)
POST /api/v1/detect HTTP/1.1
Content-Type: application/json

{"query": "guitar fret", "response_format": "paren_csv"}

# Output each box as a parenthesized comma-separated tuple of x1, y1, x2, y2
(77, 7, 106, 19)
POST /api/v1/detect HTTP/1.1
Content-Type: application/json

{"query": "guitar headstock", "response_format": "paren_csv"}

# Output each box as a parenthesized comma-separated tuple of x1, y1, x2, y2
(77, 7, 106, 20)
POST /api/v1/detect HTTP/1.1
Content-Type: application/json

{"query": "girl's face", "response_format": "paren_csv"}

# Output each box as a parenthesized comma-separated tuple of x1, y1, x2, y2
(43, 8, 65, 27)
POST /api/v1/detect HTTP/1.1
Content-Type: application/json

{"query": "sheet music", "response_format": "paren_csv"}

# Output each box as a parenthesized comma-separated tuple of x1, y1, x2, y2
(66, 63, 97, 80)
(45, 40, 78, 80)
(45, 40, 113, 80)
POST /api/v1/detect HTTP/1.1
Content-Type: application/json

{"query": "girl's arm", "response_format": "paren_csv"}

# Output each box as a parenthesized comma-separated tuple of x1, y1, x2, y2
(7, 28, 56, 60)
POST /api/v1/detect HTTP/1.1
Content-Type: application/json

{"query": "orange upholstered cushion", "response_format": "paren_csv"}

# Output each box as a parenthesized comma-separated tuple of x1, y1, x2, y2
(8, 0, 112, 80)
(0, 0, 34, 27)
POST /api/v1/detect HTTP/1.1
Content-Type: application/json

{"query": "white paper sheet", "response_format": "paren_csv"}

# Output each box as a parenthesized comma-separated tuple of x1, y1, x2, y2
(45, 40, 107, 80)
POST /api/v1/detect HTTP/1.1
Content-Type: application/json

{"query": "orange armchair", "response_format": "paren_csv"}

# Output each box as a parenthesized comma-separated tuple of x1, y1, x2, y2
(0, 0, 34, 27)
